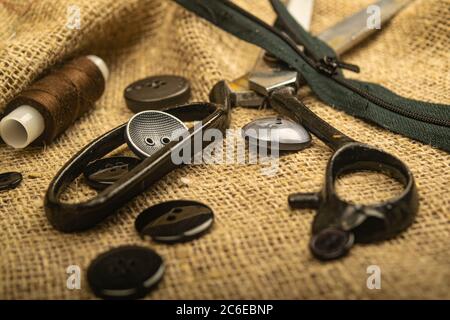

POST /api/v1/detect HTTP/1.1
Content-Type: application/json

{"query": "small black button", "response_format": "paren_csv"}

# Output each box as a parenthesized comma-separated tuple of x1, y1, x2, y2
(124, 75, 191, 113)
(135, 200, 214, 243)
(0, 172, 22, 191)
(83, 157, 140, 190)
(309, 228, 354, 261)
(87, 246, 165, 300)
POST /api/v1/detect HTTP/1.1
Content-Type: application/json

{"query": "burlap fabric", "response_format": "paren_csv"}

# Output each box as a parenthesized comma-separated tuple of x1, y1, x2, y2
(0, 0, 448, 299)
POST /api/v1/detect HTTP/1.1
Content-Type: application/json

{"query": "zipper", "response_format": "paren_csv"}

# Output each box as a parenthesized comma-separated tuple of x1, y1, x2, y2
(316, 56, 450, 127)
(261, 0, 450, 128)
(265, 17, 450, 127)
(215, 0, 450, 128)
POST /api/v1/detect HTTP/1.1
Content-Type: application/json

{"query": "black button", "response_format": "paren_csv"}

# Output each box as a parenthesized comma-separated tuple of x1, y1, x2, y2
(309, 228, 354, 261)
(87, 246, 165, 300)
(0, 172, 22, 191)
(124, 75, 191, 113)
(83, 157, 140, 190)
(135, 200, 214, 243)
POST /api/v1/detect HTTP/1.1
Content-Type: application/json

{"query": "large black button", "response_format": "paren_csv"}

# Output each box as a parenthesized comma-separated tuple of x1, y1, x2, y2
(309, 228, 354, 261)
(124, 75, 191, 113)
(83, 157, 140, 190)
(0, 172, 22, 191)
(135, 200, 214, 243)
(87, 246, 165, 300)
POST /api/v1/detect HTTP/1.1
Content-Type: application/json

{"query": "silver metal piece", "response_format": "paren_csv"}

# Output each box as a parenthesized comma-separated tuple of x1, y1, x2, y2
(228, 75, 263, 108)
(242, 116, 311, 151)
(318, 0, 413, 55)
(249, 70, 299, 96)
(125, 110, 188, 159)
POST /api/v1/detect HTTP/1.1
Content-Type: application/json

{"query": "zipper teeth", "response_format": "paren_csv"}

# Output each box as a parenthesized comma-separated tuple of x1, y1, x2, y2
(331, 76, 450, 127)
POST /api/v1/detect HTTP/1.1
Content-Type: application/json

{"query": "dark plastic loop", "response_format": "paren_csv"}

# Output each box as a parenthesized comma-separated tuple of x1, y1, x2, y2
(271, 91, 418, 245)
(292, 142, 419, 243)
(44, 103, 229, 232)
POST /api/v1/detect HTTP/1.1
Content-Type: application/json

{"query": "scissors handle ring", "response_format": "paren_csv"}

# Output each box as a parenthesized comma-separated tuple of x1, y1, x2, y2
(270, 88, 418, 243)
(290, 142, 419, 243)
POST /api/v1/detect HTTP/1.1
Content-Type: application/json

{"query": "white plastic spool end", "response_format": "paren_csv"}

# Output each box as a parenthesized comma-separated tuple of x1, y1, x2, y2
(0, 56, 108, 149)
(0, 105, 46, 149)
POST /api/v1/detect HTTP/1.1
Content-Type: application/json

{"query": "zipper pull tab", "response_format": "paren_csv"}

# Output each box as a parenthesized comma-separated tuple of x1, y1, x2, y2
(318, 56, 360, 76)
(333, 58, 361, 73)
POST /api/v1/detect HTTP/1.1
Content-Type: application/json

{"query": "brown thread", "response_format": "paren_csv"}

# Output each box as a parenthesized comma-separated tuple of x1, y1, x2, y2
(4, 56, 105, 144)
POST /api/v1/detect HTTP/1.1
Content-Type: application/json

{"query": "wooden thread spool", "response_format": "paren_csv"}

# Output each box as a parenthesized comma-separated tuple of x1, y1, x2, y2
(0, 55, 108, 148)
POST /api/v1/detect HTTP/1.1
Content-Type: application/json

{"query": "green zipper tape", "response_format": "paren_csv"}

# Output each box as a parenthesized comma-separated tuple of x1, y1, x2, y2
(173, 0, 450, 152)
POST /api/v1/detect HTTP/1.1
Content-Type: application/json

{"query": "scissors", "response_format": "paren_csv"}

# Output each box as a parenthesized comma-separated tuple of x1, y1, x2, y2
(45, 0, 418, 260)
(221, 0, 418, 260)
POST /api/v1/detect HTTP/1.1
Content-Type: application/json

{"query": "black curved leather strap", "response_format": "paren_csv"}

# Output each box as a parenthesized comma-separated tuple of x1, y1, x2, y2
(45, 103, 229, 232)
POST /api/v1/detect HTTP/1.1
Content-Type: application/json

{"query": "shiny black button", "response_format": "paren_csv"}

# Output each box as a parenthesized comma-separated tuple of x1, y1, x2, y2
(87, 246, 165, 300)
(83, 157, 140, 190)
(309, 228, 354, 261)
(124, 75, 191, 113)
(135, 200, 214, 243)
(0, 172, 22, 191)
(242, 116, 311, 151)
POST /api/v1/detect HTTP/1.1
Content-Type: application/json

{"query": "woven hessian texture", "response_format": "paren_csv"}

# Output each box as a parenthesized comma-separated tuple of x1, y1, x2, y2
(0, 0, 449, 299)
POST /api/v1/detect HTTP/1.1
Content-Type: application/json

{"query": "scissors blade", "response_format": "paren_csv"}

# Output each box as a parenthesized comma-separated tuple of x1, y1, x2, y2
(229, 0, 413, 107)
(287, 0, 314, 31)
(319, 0, 413, 55)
